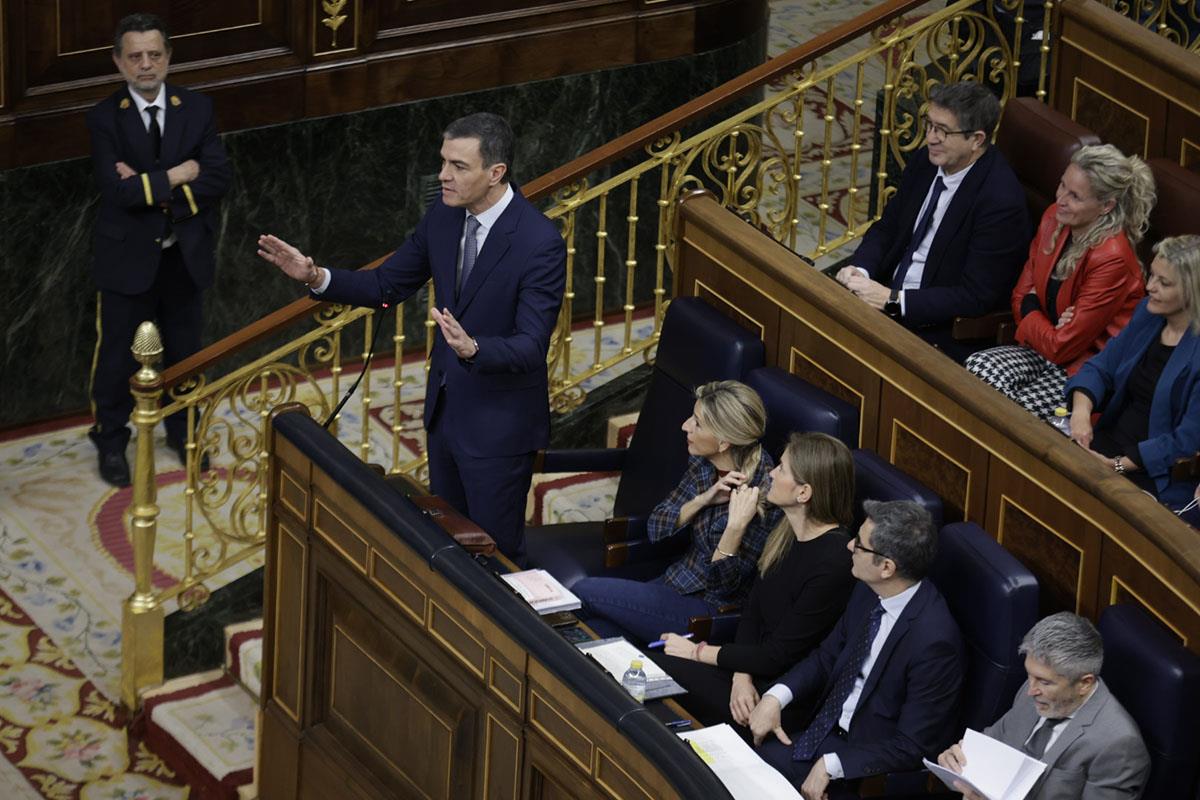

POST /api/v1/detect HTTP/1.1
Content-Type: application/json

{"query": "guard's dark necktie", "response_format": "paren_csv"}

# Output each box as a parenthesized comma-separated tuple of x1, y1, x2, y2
(457, 215, 481, 298)
(1023, 717, 1066, 758)
(146, 104, 162, 164)
(793, 601, 885, 761)
(891, 176, 946, 292)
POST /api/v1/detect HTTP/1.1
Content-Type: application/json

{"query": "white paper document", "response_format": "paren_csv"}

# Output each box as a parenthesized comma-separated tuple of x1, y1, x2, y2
(574, 637, 685, 699)
(678, 724, 801, 800)
(500, 569, 582, 614)
(924, 728, 1046, 800)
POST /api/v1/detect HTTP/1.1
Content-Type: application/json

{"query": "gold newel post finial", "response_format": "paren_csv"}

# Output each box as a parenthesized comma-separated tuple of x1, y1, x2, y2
(122, 320, 165, 710)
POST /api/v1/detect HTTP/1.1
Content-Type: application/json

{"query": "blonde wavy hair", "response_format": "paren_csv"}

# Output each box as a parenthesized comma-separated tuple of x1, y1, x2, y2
(1152, 235, 1200, 333)
(757, 432, 855, 578)
(693, 380, 767, 480)
(1045, 144, 1156, 280)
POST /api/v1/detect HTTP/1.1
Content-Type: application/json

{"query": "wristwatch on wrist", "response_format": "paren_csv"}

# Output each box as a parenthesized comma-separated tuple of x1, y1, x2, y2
(883, 288, 902, 320)
(1113, 457, 1126, 475)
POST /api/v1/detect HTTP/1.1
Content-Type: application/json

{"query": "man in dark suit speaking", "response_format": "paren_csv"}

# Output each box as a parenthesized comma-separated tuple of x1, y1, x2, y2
(836, 81, 1028, 362)
(748, 500, 965, 798)
(258, 113, 566, 562)
(88, 12, 231, 486)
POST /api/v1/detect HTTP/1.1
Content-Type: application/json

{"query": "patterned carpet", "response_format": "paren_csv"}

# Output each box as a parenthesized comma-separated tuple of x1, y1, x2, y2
(0, 2, 874, 796)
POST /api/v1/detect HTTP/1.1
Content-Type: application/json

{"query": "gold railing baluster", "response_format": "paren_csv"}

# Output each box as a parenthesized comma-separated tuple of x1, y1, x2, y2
(654, 158, 671, 334)
(593, 192, 608, 369)
(1037, 1, 1054, 102)
(816, 76, 837, 255)
(391, 303, 406, 474)
(623, 177, 639, 354)
(789, 82, 808, 252)
(360, 312, 373, 462)
(847, 62, 866, 238)
(561, 207, 578, 388)
(329, 326, 343, 437)
(123, 322, 165, 710)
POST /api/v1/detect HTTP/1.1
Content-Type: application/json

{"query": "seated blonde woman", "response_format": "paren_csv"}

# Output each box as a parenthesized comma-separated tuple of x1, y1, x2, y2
(573, 380, 782, 643)
(649, 432, 856, 731)
(965, 144, 1155, 419)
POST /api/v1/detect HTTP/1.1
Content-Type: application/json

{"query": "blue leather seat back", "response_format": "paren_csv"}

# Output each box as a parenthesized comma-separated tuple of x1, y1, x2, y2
(851, 448, 944, 530)
(745, 367, 859, 459)
(611, 298, 764, 518)
(1100, 604, 1200, 799)
(932, 522, 1039, 731)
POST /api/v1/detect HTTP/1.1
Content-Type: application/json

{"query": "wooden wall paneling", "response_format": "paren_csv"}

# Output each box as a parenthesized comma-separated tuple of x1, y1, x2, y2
(984, 458, 1103, 620)
(877, 385, 990, 525)
(1099, 539, 1200, 648)
(259, 706, 301, 800)
(297, 728, 382, 800)
(523, 731, 607, 800)
(778, 308, 884, 452)
(269, 516, 309, 725)
(482, 701, 522, 800)
(1164, 104, 1200, 169)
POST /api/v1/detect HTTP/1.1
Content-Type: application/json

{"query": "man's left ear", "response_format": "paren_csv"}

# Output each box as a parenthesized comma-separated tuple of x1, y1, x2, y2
(489, 163, 507, 186)
(1077, 673, 1097, 693)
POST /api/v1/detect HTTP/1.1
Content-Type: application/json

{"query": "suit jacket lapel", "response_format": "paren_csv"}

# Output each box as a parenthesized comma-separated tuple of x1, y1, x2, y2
(455, 196, 520, 313)
(1037, 680, 1108, 775)
(857, 582, 928, 704)
(432, 206, 466, 307)
(160, 84, 185, 165)
(922, 148, 993, 287)
(118, 89, 154, 170)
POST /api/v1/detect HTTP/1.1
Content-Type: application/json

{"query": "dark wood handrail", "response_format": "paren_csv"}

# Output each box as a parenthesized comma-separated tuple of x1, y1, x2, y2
(157, 0, 928, 391)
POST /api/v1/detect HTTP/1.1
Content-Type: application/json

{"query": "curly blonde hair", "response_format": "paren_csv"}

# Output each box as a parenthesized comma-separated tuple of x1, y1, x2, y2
(693, 380, 767, 479)
(1045, 144, 1156, 280)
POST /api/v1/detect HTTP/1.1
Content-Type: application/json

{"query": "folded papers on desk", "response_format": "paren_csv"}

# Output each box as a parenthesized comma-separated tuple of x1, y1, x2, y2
(924, 728, 1046, 800)
(575, 637, 686, 700)
(678, 724, 801, 799)
(501, 569, 582, 614)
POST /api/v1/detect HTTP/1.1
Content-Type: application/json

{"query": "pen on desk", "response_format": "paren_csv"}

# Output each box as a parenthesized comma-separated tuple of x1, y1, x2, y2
(647, 633, 693, 649)
(664, 718, 692, 729)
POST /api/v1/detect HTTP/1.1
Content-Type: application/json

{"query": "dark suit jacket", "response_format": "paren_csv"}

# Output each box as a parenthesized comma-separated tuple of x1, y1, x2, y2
(777, 580, 965, 779)
(86, 83, 231, 294)
(851, 146, 1029, 354)
(984, 680, 1150, 800)
(1065, 298, 1200, 507)
(321, 188, 566, 458)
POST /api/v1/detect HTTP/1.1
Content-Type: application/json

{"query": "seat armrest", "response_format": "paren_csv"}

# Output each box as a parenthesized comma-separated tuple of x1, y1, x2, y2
(1171, 452, 1200, 482)
(601, 516, 648, 544)
(952, 310, 1014, 342)
(535, 447, 628, 474)
(604, 535, 686, 569)
(687, 610, 742, 643)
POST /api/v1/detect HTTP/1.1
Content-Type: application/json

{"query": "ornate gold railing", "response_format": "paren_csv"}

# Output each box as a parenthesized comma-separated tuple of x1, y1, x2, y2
(1098, 0, 1200, 51)
(119, 0, 1051, 707)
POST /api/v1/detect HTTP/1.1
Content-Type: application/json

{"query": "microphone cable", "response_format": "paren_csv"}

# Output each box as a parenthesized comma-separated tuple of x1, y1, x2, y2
(323, 305, 392, 429)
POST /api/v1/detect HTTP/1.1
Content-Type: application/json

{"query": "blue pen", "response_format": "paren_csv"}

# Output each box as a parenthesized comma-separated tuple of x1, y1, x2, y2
(647, 633, 693, 649)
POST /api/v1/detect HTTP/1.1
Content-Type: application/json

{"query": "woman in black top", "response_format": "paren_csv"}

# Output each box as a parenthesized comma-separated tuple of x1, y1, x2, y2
(651, 431, 856, 730)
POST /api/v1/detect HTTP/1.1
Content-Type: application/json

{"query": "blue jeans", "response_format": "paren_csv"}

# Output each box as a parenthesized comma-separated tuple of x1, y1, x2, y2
(573, 575, 716, 644)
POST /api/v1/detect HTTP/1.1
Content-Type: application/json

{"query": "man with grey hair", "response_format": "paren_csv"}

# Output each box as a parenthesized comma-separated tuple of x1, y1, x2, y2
(937, 612, 1150, 799)
(749, 500, 965, 798)
(835, 81, 1029, 362)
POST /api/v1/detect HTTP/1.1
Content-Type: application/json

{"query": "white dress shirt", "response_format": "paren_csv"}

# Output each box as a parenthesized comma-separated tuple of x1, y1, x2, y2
(312, 183, 514, 295)
(766, 581, 924, 780)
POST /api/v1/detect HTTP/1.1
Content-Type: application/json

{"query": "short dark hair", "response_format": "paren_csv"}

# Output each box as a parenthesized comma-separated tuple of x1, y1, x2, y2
(443, 113, 514, 184)
(928, 81, 1000, 141)
(861, 499, 937, 581)
(114, 13, 171, 55)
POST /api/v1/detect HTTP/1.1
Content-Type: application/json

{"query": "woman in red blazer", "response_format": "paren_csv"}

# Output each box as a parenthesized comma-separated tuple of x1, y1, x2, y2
(965, 144, 1155, 418)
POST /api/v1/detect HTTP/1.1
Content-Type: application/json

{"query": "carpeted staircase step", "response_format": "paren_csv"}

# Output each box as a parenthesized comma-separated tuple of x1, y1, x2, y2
(139, 671, 256, 800)
(224, 619, 263, 703)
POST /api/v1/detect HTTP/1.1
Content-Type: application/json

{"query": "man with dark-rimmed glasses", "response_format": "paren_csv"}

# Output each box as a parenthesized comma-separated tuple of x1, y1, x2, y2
(836, 81, 1029, 362)
(747, 500, 965, 798)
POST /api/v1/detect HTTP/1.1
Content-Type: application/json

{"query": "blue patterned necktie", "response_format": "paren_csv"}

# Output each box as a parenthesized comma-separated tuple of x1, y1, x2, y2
(891, 176, 946, 291)
(457, 215, 481, 297)
(792, 600, 885, 761)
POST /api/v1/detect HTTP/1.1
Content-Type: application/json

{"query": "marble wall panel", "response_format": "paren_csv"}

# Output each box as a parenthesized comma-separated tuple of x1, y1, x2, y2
(0, 30, 764, 428)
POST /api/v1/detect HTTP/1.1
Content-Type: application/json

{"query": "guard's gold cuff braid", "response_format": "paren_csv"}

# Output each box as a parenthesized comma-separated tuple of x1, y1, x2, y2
(181, 184, 199, 216)
(141, 173, 154, 207)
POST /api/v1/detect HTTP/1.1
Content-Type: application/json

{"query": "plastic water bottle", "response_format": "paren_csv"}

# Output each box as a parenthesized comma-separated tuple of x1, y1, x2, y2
(1049, 407, 1072, 436)
(621, 659, 647, 703)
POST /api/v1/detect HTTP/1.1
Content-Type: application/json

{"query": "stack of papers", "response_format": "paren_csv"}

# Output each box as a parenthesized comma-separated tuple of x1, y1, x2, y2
(575, 637, 686, 699)
(678, 724, 801, 799)
(501, 569, 581, 614)
(924, 728, 1047, 800)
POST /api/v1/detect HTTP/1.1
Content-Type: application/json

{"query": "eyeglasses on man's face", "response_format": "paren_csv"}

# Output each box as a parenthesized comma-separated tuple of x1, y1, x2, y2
(852, 533, 889, 559)
(922, 114, 974, 140)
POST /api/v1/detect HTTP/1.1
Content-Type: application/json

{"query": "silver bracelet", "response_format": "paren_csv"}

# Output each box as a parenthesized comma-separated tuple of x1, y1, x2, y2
(715, 545, 737, 558)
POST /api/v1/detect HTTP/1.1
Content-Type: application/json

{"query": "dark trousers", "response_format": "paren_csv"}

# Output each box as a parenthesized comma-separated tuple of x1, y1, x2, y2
(758, 731, 857, 797)
(424, 389, 535, 565)
(91, 244, 202, 452)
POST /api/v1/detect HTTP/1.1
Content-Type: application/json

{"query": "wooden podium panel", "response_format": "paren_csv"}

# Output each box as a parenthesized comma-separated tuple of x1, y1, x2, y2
(675, 192, 1200, 650)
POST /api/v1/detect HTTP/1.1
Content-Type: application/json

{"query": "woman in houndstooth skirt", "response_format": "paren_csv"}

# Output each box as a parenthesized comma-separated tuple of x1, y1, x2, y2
(965, 144, 1155, 419)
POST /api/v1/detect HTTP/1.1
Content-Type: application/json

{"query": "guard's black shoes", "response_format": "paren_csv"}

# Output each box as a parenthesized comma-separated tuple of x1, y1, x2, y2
(98, 450, 132, 488)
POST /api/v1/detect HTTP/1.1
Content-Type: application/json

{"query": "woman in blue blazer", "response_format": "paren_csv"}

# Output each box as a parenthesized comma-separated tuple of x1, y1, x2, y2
(1065, 235, 1200, 507)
